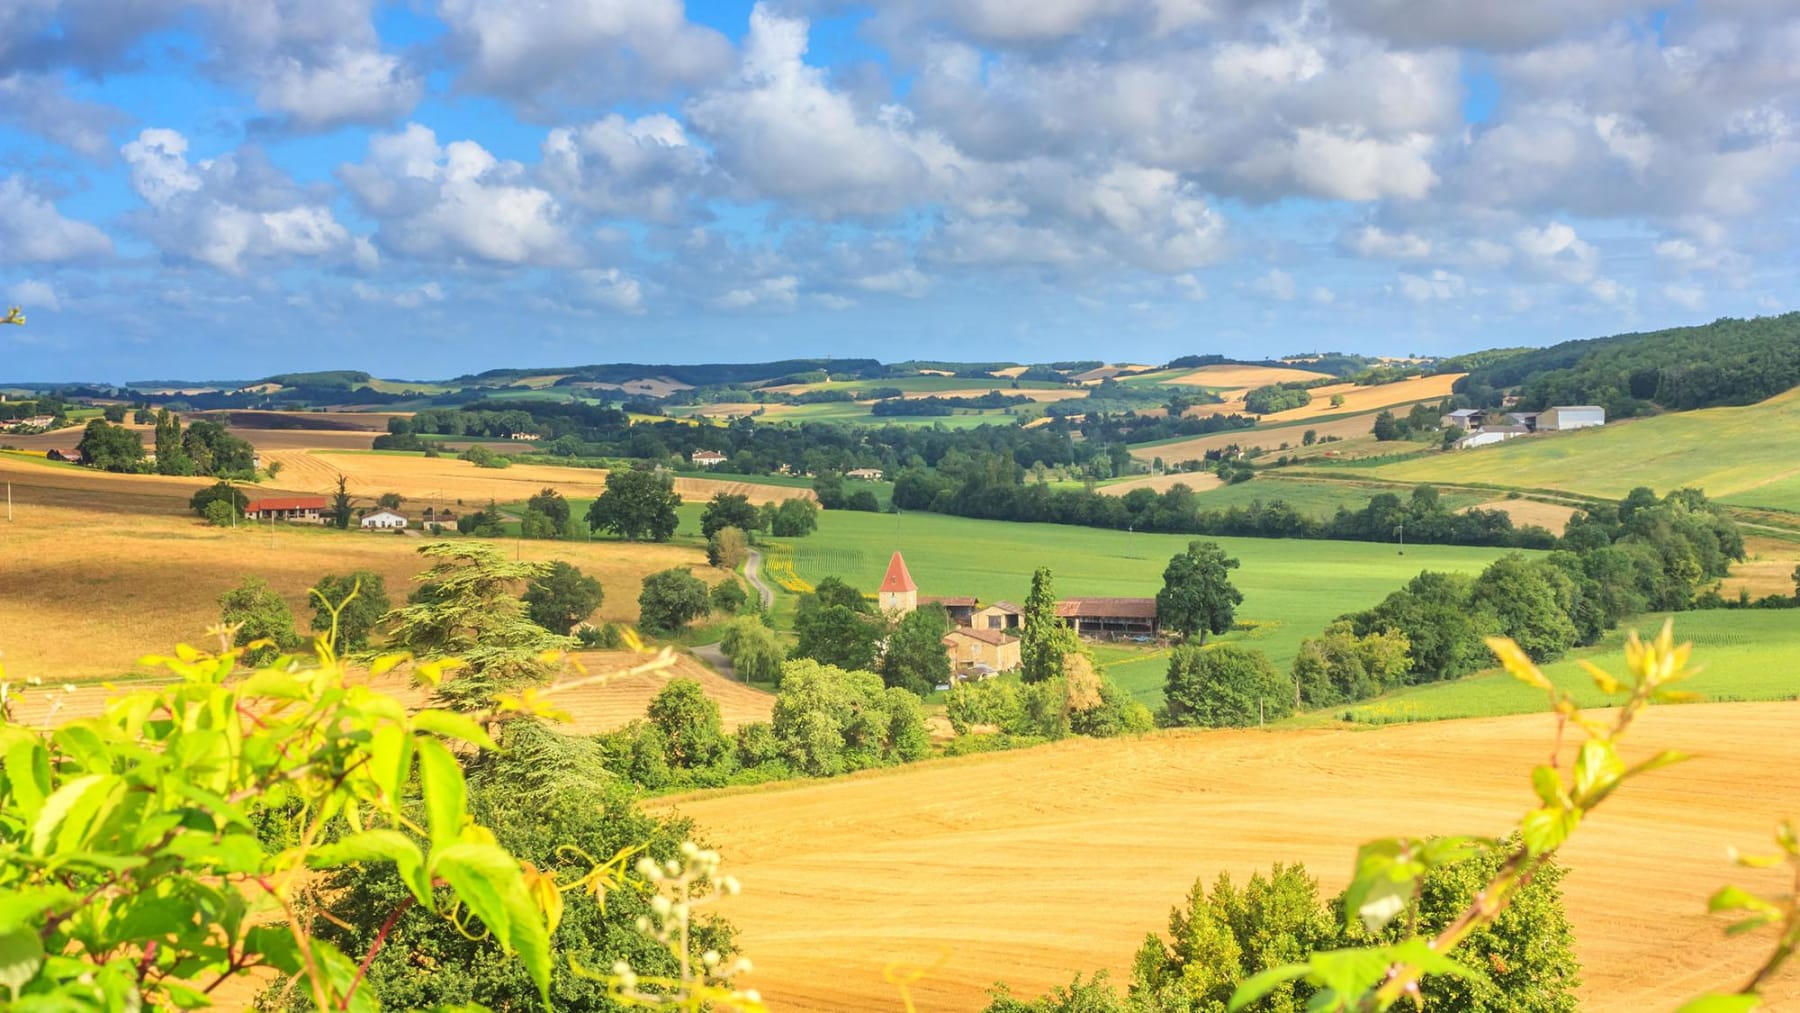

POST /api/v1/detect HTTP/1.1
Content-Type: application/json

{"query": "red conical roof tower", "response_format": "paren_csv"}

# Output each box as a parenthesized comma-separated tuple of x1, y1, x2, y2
(879, 551, 917, 593)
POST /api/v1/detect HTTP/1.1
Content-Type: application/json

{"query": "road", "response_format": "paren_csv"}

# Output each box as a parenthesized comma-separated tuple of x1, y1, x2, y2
(744, 548, 775, 609)
(692, 641, 737, 682)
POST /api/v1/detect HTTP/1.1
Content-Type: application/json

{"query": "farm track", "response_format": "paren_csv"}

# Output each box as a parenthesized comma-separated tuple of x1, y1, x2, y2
(667, 701, 1800, 1012)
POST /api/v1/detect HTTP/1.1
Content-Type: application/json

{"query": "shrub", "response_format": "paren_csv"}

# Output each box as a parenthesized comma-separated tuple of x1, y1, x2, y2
(1163, 644, 1291, 727)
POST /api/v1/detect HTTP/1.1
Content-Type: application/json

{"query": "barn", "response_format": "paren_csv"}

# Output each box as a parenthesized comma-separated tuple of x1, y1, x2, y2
(1055, 598, 1159, 639)
(245, 496, 328, 523)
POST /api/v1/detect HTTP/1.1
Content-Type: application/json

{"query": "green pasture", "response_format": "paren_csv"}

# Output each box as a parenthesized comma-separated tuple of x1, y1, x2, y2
(778, 375, 1067, 395)
(781, 509, 1531, 702)
(1364, 390, 1800, 512)
(769, 401, 1026, 429)
(1336, 610, 1800, 724)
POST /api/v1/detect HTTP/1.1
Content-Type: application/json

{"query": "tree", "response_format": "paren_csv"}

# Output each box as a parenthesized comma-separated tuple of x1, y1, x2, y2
(383, 543, 565, 704)
(1470, 554, 1578, 661)
(101, 404, 126, 422)
(523, 560, 605, 635)
(153, 408, 191, 475)
(771, 659, 928, 776)
(202, 498, 236, 527)
(308, 570, 391, 652)
(526, 487, 570, 527)
(588, 468, 680, 541)
(720, 616, 784, 684)
(710, 579, 747, 614)
(793, 582, 881, 671)
(770, 497, 819, 537)
(638, 568, 710, 634)
(701, 492, 762, 538)
(708, 526, 749, 569)
(1291, 622, 1411, 708)
(881, 605, 952, 695)
(1372, 409, 1401, 441)
(1155, 540, 1243, 644)
(330, 474, 354, 529)
(218, 576, 302, 663)
(189, 480, 247, 517)
(376, 491, 405, 510)
(76, 419, 145, 472)
(647, 678, 728, 769)
(1330, 393, 1346, 408)
(1020, 567, 1078, 684)
(519, 508, 559, 539)
(1164, 644, 1290, 727)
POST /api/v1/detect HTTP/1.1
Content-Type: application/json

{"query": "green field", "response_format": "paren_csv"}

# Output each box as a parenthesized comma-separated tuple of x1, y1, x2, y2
(777, 376, 1067, 394)
(780, 509, 1531, 702)
(765, 401, 1028, 428)
(1337, 610, 1800, 724)
(1359, 389, 1800, 512)
(1109, 474, 1491, 520)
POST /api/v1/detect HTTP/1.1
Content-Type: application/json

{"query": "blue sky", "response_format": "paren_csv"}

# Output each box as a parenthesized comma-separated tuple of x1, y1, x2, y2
(2, 0, 1797, 381)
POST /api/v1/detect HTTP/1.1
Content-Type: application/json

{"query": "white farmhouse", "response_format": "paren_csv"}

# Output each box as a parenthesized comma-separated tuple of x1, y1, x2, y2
(1537, 406, 1605, 431)
(361, 509, 408, 530)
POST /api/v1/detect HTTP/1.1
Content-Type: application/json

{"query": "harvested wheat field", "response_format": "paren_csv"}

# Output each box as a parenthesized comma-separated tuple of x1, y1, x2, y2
(262, 450, 811, 506)
(1096, 472, 1225, 497)
(1134, 412, 1382, 464)
(1162, 364, 1334, 389)
(668, 702, 1800, 1012)
(1258, 373, 1465, 422)
(1470, 498, 1579, 531)
(0, 485, 712, 680)
(1719, 536, 1800, 599)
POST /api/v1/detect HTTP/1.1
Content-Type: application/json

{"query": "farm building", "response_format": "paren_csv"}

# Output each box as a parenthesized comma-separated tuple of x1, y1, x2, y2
(691, 450, 727, 467)
(509, 431, 541, 441)
(942, 628, 1021, 681)
(921, 595, 977, 626)
(1458, 425, 1530, 449)
(245, 496, 328, 523)
(1505, 411, 1540, 430)
(1055, 598, 1159, 639)
(360, 509, 408, 530)
(878, 552, 918, 614)
(845, 467, 885, 481)
(1538, 405, 1605, 431)
(1440, 408, 1485, 430)
(972, 601, 1023, 632)
(45, 448, 83, 464)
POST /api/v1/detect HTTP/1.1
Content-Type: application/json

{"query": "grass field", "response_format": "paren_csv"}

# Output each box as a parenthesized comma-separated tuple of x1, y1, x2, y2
(1162, 364, 1333, 388)
(1339, 610, 1800, 724)
(665, 700, 1800, 1011)
(781, 509, 1529, 696)
(1364, 387, 1800, 512)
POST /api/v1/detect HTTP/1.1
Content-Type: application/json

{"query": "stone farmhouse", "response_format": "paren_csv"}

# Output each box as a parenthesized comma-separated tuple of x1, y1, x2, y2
(877, 551, 1158, 682)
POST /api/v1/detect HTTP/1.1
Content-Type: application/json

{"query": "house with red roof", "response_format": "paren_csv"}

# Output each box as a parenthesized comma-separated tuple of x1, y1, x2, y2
(244, 496, 328, 523)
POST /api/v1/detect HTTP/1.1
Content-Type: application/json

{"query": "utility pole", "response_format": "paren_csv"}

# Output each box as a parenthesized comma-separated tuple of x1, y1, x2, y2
(1396, 521, 1405, 556)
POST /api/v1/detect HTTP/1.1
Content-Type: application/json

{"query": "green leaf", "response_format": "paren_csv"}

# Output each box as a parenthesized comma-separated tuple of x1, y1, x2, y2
(1626, 749, 1690, 779)
(1708, 886, 1780, 917)
(3, 740, 49, 819)
(412, 709, 498, 751)
(1521, 806, 1580, 856)
(1572, 739, 1624, 802)
(1341, 839, 1417, 934)
(1531, 765, 1564, 807)
(1673, 995, 1762, 1013)
(236, 669, 311, 700)
(415, 737, 466, 853)
(1389, 937, 1484, 983)
(432, 842, 552, 1001)
(310, 830, 432, 907)
(1307, 947, 1395, 1003)
(1229, 962, 1311, 1011)
(30, 774, 123, 857)
(0, 927, 44, 1000)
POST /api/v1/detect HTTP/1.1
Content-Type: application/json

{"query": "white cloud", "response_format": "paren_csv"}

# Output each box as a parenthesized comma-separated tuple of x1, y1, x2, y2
(7, 279, 62, 311)
(1250, 268, 1297, 301)
(1342, 225, 1433, 260)
(714, 274, 799, 310)
(1588, 277, 1635, 305)
(1396, 268, 1466, 302)
(541, 113, 711, 223)
(1513, 221, 1599, 283)
(577, 268, 645, 314)
(254, 47, 423, 129)
(1661, 283, 1704, 309)
(341, 123, 575, 266)
(851, 267, 931, 298)
(120, 128, 359, 274)
(0, 177, 113, 263)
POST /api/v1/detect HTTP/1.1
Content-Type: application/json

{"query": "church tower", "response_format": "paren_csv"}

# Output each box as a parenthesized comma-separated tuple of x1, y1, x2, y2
(878, 551, 918, 615)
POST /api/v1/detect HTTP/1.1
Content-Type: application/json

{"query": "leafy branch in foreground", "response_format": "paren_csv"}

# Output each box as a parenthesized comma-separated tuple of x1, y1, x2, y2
(1231, 620, 1795, 1012)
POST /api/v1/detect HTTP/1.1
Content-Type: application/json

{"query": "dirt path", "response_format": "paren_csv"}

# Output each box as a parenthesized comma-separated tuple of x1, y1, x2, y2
(744, 549, 776, 609)
(664, 701, 1800, 1012)
(692, 642, 738, 683)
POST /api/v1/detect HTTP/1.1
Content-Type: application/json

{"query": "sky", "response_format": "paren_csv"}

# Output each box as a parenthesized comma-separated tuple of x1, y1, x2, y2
(1, 0, 1797, 382)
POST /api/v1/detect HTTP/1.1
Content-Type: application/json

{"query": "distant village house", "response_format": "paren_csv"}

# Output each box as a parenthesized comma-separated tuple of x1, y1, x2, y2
(691, 449, 727, 467)
(360, 509, 408, 530)
(245, 496, 328, 523)
(845, 467, 885, 481)
(942, 628, 1021, 681)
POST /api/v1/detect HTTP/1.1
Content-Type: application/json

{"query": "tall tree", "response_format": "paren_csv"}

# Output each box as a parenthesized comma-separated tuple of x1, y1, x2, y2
(218, 577, 303, 664)
(75, 419, 146, 472)
(307, 570, 391, 653)
(329, 474, 354, 529)
(382, 542, 565, 705)
(153, 408, 191, 475)
(1156, 540, 1243, 644)
(587, 468, 681, 541)
(701, 492, 762, 538)
(881, 605, 952, 696)
(1020, 566, 1077, 684)
(522, 560, 605, 635)
(637, 568, 710, 634)
(1164, 644, 1290, 728)
(525, 487, 570, 527)
(720, 616, 783, 684)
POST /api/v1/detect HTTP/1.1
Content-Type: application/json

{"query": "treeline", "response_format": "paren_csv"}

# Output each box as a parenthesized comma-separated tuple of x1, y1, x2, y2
(870, 391, 1032, 415)
(73, 412, 257, 477)
(895, 466, 1557, 550)
(1076, 409, 1256, 445)
(1244, 383, 1312, 414)
(1456, 312, 1800, 416)
(1299, 488, 1744, 708)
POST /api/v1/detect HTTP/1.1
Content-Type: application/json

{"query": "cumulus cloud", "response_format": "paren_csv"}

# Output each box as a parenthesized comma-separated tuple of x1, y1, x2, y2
(541, 113, 712, 223)
(340, 123, 575, 266)
(0, 176, 113, 263)
(8, 279, 63, 311)
(0, 73, 126, 160)
(1396, 269, 1466, 302)
(439, 0, 732, 112)
(1250, 268, 1297, 301)
(1341, 225, 1433, 259)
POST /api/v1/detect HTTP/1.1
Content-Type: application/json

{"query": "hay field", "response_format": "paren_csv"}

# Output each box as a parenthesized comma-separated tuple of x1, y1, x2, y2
(0, 479, 710, 681)
(1162, 364, 1333, 389)
(261, 450, 811, 507)
(1258, 373, 1464, 422)
(1371, 387, 1800, 511)
(668, 701, 1800, 1011)
(1469, 498, 1579, 531)
(1095, 472, 1225, 497)
(1718, 536, 1800, 599)
(1132, 412, 1381, 464)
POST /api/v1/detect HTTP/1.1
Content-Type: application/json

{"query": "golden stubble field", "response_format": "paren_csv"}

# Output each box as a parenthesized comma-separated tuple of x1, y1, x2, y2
(667, 702, 1800, 1012)
(0, 457, 718, 681)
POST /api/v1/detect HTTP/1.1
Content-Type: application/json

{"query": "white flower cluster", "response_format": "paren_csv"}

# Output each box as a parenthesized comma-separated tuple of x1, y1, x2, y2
(607, 842, 762, 1010)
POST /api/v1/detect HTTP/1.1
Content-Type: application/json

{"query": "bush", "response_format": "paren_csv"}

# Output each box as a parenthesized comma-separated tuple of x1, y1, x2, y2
(637, 568, 709, 634)
(1163, 644, 1292, 727)
(710, 578, 748, 615)
(203, 497, 237, 526)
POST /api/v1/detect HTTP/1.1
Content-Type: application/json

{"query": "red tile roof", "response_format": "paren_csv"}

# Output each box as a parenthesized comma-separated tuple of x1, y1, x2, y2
(246, 497, 328, 512)
(879, 552, 916, 593)
(943, 628, 1017, 646)
(980, 600, 1023, 614)
(921, 595, 977, 607)
(1054, 597, 1157, 619)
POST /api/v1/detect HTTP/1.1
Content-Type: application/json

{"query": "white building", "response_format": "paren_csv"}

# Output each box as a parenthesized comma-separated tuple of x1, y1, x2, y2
(360, 509, 408, 530)
(691, 450, 727, 467)
(846, 467, 885, 481)
(1458, 425, 1530, 450)
(1537, 406, 1605, 431)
